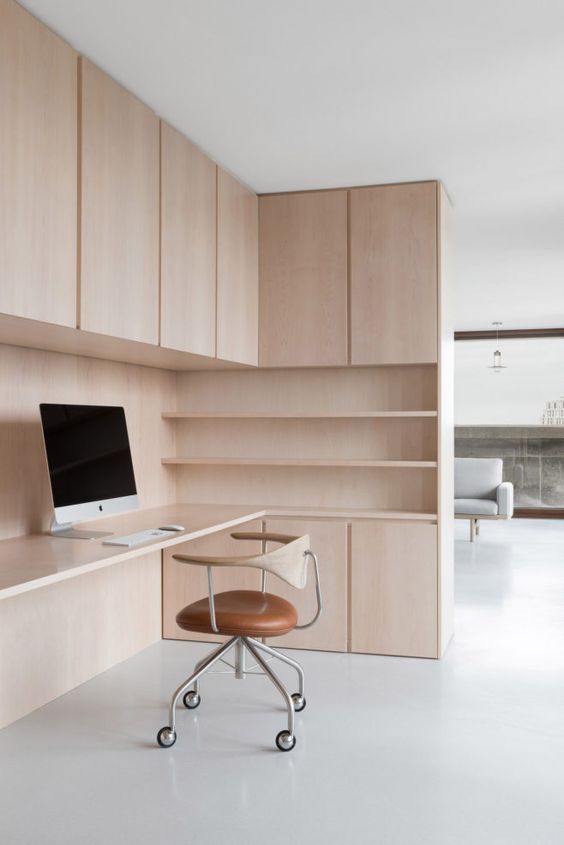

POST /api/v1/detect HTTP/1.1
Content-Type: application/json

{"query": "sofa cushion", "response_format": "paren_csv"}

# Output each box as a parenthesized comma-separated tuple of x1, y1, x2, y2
(455, 498, 499, 516)
(454, 457, 503, 499)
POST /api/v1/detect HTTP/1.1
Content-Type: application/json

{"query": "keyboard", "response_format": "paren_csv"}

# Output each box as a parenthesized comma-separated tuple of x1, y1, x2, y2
(103, 528, 176, 548)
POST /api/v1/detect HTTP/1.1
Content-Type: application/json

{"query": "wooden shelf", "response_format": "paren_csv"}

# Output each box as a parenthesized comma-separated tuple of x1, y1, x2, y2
(162, 410, 437, 419)
(262, 506, 437, 522)
(162, 457, 438, 468)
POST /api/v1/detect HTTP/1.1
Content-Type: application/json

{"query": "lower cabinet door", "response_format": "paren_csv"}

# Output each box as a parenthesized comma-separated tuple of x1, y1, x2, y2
(162, 521, 263, 644)
(350, 521, 438, 658)
(264, 519, 348, 652)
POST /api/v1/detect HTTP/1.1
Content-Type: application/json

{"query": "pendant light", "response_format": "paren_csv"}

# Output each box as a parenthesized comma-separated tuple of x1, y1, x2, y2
(488, 321, 507, 373)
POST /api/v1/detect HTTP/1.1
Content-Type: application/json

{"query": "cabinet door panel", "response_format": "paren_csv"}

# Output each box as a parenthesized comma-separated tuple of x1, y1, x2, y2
(259, 191, 348, 367)
(351, 521, 438, 657)
(217, 169, 258, 365)
(350, 182, 437, 365)
(161, 123, 216, 356)
(80, 59, 159, 344)
(162, 522, 262, 643)
(264, 519, 348, 652)
(0, 0, 77, 326)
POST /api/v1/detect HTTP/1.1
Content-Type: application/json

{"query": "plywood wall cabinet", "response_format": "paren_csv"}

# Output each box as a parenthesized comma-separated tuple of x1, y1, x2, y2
(350, 521, 438, 658)
(80, 59, 160, 344)
(437, 184, 455, 655)
(217, 169, 259, 365)
(350, 182, 438, 365)
(0, 0, 77, 327)
(259, 191, 348, 367)
(161, 122, 217, 357)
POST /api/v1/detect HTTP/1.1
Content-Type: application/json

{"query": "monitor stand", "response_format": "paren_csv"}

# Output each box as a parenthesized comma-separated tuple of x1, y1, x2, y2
(50, 518, 113, 540)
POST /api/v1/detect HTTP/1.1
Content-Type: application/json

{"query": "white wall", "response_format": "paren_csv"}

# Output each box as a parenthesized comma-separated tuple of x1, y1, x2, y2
(455, 337, 564, 425)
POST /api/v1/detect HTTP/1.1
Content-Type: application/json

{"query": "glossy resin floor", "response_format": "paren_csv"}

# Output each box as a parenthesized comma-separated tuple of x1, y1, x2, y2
(2, 519, 564, 845)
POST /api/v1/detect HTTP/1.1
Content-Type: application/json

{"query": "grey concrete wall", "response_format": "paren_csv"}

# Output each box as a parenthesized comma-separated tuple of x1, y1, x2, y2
(455, 426, 564, 508)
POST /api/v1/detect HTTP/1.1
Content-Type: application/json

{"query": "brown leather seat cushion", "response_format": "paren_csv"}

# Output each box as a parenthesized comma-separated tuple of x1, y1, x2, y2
(176, 590, 298, 638)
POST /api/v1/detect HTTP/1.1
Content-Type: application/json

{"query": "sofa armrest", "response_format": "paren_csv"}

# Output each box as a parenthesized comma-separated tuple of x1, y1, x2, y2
(497, 482, 514, 518)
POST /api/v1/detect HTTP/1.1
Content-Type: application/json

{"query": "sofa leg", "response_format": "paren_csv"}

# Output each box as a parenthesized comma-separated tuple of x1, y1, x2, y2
(470, 518, 476, 542)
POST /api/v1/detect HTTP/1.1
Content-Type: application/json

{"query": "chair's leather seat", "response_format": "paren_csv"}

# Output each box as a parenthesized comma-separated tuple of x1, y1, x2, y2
(176, 590, 298, 638)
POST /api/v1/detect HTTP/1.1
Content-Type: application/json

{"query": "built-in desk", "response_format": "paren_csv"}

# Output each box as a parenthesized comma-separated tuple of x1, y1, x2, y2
(0, 503, 264, 729)
(0, 503, 266, 601)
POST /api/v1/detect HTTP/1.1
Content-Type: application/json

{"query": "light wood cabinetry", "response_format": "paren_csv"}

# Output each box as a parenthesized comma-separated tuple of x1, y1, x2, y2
(172, 366, 439, 516)
(0, 0, 77, 327)
(161, 122, 217, 356)
(264, 519, 348, 652)
(162, 522, 263, 643)
(350, 521, 438, 657)
(350, 182, 438, 365)
(259, 191, 348, 367)
(217, 169, 258, 365)
(80, 59, 159, 344)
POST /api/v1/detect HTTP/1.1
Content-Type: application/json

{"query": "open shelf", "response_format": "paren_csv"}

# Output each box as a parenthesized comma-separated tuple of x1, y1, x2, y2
(162, 410, 437, 419)
(162, 457, 438, 468)
(264, 505, 437, 521)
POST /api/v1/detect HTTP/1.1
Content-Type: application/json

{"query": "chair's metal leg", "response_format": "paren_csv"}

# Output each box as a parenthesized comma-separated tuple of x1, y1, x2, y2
(244, 638, 294, 736)
(234, 638, 246, 679)
(168, 637, 238, 732)
(193, 639, 229, 695)
(247, 637, 305, 698)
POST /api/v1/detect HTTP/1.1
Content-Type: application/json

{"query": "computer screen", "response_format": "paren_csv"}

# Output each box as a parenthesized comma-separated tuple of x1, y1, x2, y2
(39, 404, 138, 519)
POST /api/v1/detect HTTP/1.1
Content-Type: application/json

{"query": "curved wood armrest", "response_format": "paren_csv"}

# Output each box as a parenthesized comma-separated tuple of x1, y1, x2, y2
(172, 552, 261, 567)
(230, 532, 299, 545)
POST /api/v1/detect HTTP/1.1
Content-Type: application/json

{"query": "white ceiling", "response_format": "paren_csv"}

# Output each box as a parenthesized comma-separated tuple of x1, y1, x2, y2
(19, 0, 564, 330)
(455, 338, 564, 424)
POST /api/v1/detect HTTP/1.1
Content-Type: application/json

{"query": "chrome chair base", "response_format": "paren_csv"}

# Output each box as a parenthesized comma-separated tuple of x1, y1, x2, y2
(157, 636, 305, 751)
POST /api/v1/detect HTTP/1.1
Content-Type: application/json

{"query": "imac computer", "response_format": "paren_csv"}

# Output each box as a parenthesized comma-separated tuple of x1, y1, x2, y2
(39, 403, 139, 539)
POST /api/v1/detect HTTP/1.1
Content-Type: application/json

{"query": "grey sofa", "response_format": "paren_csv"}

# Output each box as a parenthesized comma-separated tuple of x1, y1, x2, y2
(454, 457, 514, 541)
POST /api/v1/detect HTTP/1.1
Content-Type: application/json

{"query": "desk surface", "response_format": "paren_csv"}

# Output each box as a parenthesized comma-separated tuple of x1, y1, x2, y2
(0, 504, 265, 601)
(0, 503, 437, 601)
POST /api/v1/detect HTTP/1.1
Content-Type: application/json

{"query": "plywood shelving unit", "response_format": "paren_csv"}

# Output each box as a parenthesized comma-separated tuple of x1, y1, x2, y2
(162, 457, 438, 468)
(163, 364, 440, 516)
(162, 410, 437, 419)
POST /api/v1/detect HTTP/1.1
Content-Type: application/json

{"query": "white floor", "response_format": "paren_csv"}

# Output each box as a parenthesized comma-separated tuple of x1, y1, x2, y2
(2, 519, 564, 845)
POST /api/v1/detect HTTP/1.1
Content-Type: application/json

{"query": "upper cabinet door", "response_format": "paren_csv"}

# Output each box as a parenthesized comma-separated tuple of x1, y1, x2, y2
(80, 59, 159, 344)
(259, 191, 348, 367)
(350, 182, 438, 365)
(217, 169, 258, 366)
(160, 123, 217, 357)
(0, 0, 77, 326)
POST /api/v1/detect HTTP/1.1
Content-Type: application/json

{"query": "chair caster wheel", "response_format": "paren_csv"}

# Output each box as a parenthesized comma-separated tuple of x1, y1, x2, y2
(183, 690, 201, 709)
(157, 727, 177, 748)
(291, 693, 306, 712)
(276, 730, 296, 752)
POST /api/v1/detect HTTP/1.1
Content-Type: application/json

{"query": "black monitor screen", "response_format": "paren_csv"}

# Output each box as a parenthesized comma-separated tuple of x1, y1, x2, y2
(39, 404, 137, 508)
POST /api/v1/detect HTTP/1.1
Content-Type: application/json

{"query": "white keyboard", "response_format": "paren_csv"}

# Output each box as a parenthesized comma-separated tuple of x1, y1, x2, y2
(103, 528, 176, 548)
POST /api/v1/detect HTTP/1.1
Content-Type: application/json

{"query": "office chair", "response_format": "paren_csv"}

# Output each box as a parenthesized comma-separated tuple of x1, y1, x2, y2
(157, 531, 322, 752)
